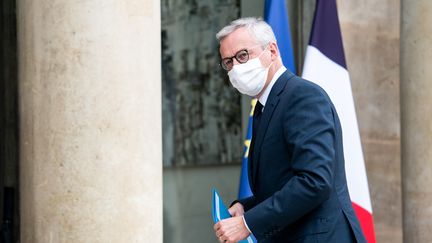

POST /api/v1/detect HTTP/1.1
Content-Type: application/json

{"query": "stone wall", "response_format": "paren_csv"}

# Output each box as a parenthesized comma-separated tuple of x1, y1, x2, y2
(337, 0, 402, 242)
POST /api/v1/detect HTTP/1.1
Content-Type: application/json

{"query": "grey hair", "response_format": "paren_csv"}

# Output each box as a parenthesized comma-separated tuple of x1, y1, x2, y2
(216, 17, 276, 48)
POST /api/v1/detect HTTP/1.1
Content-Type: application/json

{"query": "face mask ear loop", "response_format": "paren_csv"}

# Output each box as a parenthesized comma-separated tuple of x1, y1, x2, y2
(256, 43, 274, 69)
(257, 44, 269, 59)
(261, 47, 273, 71)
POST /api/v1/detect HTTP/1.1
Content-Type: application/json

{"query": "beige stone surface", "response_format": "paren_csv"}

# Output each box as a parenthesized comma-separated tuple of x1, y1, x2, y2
(17, 0, 162, 242)
(337, 0, 402, 242)
(362, 138, 402, 241)
(401, 1, 432, 242)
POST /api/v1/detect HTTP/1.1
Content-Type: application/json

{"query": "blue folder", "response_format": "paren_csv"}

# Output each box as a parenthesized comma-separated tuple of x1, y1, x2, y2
(212, 188, 256, 243)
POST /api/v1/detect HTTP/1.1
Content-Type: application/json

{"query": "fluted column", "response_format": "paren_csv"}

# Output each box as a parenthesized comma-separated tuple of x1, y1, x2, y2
(17, 0, 162, 242)
(401, 1, 432, 242)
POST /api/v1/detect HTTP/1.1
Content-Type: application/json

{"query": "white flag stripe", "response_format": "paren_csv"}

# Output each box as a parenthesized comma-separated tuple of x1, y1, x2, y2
(302, 46, 372, 212)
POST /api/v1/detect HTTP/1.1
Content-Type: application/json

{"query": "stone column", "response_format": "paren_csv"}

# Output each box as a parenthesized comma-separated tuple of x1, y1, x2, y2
(401, 1, 432, 242)
(17, 0, 162, 242)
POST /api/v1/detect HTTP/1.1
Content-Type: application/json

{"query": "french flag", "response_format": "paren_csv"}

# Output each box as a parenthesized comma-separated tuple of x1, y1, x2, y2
(301, 0, 376, 242)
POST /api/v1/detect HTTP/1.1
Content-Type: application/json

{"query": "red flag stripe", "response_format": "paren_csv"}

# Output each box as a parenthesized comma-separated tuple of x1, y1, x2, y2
(352, 202, 376, 243)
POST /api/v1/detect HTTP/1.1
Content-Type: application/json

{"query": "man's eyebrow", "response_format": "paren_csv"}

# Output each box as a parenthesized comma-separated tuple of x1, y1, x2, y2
(221, 47, 247, 59)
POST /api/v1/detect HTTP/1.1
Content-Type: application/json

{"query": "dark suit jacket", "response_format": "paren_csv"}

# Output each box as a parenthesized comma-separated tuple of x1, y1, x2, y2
(239, 71, 367, 243)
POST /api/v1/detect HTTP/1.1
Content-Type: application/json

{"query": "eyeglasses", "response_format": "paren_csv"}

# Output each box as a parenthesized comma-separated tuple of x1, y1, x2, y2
(220, 49, 250, 71)
(220, 45, 266, 71)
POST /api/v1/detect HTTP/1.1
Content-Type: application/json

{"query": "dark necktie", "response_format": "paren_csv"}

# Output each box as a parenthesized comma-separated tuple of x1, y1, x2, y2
(252, 101, 263, 140)
(250, 101, 263, 169)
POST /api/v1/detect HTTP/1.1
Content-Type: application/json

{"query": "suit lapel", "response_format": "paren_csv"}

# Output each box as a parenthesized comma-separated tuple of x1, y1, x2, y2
(251, 71, 294, 186)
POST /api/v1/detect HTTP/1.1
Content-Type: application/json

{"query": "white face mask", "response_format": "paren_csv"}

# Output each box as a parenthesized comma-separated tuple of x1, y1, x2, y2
(227, 54, 272, 97)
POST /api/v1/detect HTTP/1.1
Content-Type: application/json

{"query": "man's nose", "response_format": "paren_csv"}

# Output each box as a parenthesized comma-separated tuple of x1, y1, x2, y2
(232, 58, 241, 66)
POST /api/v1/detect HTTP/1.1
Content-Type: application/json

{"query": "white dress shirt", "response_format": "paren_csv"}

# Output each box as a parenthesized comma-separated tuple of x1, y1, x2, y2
(258, 66, 287, 108)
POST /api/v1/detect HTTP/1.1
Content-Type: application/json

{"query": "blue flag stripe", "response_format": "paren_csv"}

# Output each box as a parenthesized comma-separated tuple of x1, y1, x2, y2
(309, 0, 347, 68)
(238, 114, 253, 199)
(264, 0, 297, 73)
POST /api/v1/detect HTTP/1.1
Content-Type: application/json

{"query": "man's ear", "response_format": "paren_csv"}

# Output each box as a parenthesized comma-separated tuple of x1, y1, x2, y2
(269, 42, 279, 60)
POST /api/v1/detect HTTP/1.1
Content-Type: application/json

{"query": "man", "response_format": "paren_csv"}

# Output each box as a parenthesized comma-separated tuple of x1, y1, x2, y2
(213, 17, 366, 243)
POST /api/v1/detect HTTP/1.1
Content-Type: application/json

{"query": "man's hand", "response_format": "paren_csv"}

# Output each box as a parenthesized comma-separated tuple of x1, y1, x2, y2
(228, 202, 245, 217)
(214, 216, 250, 243)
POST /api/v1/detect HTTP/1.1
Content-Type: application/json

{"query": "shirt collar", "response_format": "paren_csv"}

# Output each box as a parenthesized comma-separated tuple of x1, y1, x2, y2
(258, 66, 287, 107)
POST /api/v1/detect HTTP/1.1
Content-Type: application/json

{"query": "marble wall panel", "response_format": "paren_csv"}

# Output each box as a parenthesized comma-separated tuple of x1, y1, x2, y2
(161, 0, 242, 167)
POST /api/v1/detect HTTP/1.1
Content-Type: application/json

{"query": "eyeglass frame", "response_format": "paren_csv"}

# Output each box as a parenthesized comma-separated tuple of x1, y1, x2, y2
(219, 44, 267, 71)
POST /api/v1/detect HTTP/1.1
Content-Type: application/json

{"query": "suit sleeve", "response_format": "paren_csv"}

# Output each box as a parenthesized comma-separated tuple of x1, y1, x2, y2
(243, 82, 336, 239)
(231, 196, 258, 211)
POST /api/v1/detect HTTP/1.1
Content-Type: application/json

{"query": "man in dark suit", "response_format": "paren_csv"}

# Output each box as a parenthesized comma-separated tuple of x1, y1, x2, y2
(213, 17, 366, 243)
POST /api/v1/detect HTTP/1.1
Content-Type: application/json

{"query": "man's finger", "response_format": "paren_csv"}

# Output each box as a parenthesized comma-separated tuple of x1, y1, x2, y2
(213, 222, 221, 231)
(228, 208, 239, 217)
(216, 227, 227, 238)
